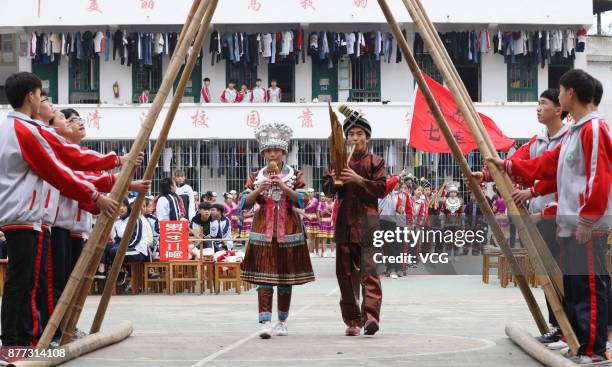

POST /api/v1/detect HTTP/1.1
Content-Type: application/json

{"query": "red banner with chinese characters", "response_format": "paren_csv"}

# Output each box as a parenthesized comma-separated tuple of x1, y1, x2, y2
(159, 221, 189, 261)
(409, 72, 514, 154)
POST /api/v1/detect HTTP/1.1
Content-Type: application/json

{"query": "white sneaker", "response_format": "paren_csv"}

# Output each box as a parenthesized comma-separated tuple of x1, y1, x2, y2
(547, 340, 568, 350)
(274, 321, 288, 336)
(567, 354, 607, 364)
(309, 253, 316, 258)
(259, 322, 272, 339)
(390, 274, 399, 279)
(322, 252, 327, 258)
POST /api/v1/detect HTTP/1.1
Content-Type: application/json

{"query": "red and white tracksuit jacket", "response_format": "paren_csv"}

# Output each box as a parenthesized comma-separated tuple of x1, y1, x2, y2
(220, 88, 238, 103)
(506, 112, 612, 236)
(201, 86, 211, 103)
(251, 87, 268, 103)
(397, 191, 415, 227)
(0, 111, 119, 232)
(138, 92, 149, 104)
(504, 124, 569, 214)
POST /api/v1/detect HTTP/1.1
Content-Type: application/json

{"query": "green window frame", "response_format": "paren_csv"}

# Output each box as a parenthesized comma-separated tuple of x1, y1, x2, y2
(349, 55, 381, 102)
(132, 55, 163, 102)
(69, 55, 100, 104)
(226, 62, 257, 89)
(548, 54, 573, 89)
(507, 56, 538, 102)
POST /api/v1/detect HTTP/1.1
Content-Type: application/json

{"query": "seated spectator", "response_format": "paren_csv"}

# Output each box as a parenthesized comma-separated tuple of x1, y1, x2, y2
(103, 198, 150, 285)
(190, 202, 213, 260)
(155, 177, 183, 221)
(210, 203, 233, 251)
(143, 196, 160, 259)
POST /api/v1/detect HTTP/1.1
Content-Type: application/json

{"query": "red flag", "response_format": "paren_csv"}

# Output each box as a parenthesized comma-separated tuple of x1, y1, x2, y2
(408, 72, 514, 154)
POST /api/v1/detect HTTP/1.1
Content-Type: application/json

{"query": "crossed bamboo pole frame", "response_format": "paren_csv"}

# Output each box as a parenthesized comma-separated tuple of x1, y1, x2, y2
(37, 0, 219, 348)
(376, 0, 579, 355)
(36, 0, 578, 359)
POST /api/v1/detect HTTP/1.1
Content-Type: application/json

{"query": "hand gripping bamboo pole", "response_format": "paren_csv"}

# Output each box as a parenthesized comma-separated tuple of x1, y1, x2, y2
(376, 0, 548, 334)
(37, 0, 211, 348)
(399, 0, 578, 354)
(57, 1, 208, 343)
(89, 0, 218, 335)
(406, 0, 564, 301)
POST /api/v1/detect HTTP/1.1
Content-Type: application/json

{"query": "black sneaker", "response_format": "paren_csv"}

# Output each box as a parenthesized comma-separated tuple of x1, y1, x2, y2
(535, 326, 562, 344)
(94, 270, 106, 279)
(363, 321, 379, 336)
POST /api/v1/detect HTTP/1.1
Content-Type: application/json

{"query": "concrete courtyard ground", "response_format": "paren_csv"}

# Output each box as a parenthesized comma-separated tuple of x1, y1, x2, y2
(63, 256, 546, 367)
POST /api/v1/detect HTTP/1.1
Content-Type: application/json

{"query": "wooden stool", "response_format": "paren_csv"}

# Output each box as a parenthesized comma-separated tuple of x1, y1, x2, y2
(214, 262, 241, 294)
(170, 261, 201, 295)
(499, 254, 528, 288)
(126, 262, 145, 295)
(199, 256, 215, 294)
(482, 251, 501, 284)
(144, 262, 170, 294)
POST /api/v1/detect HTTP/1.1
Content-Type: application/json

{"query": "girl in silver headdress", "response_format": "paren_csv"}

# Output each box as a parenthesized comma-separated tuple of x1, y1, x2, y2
(239, 123, 315, 339)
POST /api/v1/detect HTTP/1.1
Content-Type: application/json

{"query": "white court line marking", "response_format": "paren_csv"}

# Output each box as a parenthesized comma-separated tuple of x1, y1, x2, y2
(80, 334, 495, 364)
(190, 287, 338, 367)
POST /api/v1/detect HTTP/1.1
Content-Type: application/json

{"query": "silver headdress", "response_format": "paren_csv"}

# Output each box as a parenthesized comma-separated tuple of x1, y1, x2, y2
(446, 181, 460, 194)
(254, 123, 293, 153)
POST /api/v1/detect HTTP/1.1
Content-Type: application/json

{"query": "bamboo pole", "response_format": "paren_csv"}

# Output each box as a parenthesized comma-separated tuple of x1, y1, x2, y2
(37, 0, 211, 348)
(375, 0, 548, 334)
(60, 0, 210, 345)
(59, 2, 213, 344)
(89, 0, 219, 335)
(505, 323, 579, 367)
(14, 321, 133, 367)
(406, 0, 564, 300)
(57, 0, 206, 341)
(400, 0, 578, 354)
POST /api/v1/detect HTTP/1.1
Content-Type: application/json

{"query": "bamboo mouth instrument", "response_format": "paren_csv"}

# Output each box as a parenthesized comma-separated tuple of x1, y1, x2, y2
(267, 161, 280, 176)
(328, 102, 349, 186)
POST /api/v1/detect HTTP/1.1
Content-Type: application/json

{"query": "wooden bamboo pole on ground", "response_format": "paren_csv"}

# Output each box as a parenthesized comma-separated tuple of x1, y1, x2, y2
(57, 0, 206, 341)
(405, 0, 564, 300)
(375, 0, 548, 335)
(89, 0, 219, 335)
(399, 0, 579, 354)
(37, 0, 211, 348)
(14, 321, 133, 367)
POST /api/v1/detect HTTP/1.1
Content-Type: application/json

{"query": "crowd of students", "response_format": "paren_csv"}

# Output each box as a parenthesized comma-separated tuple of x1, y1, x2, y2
(138, 78, 283, 104)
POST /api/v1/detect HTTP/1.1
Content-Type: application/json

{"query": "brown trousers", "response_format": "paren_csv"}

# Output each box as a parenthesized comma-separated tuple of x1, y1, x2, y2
(336, 242, 382, 327)
(258, 285, 292, 323)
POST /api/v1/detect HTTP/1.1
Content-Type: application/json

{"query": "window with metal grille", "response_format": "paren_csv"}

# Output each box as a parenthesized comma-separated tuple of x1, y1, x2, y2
(69, 55, 100, 104)
(349, 55, 381, 102)
(226, 62, 258, 89)
(548, 54, 573, 89)
(507, 56, 538, 102)
(132, 55, 163, 102)
(0, 34, 16, 66)
(415, 53, 443, 84)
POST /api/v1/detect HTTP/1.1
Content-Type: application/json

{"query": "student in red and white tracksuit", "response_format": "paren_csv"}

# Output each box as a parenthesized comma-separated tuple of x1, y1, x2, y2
(267, 79, 282, 103)
(0, 74, 117, 347)
(251, 78, 268, 103)
(236, 83, 251, 103)
(497, 71, 610, 361)
(220, 82, 238, 103)
(479, 89, 569, 341)
(201, 78, 211, 103)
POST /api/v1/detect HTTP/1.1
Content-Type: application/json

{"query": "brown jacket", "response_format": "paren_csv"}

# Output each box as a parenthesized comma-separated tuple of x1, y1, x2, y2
(323, 150, 387, 244)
